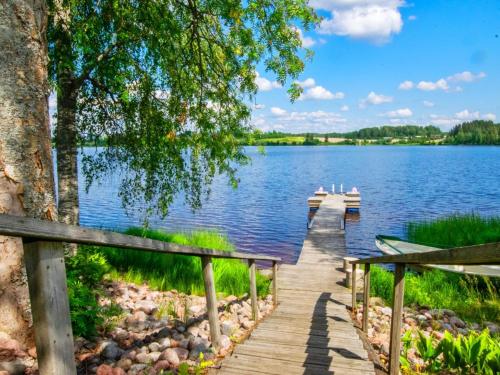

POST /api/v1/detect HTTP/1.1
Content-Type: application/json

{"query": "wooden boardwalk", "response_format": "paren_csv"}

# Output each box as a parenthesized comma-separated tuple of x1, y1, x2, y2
(215, 195, 376, 374)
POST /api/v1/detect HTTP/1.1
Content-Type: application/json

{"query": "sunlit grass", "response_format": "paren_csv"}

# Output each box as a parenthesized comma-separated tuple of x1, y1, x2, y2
(102, 228, 270, 297)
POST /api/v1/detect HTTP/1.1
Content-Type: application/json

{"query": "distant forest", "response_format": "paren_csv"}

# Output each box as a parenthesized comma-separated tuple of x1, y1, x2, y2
(247, 120, 499, 146)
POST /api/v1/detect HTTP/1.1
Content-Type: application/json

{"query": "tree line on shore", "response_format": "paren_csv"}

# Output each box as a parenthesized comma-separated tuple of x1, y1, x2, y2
(244, 120, 500, 146)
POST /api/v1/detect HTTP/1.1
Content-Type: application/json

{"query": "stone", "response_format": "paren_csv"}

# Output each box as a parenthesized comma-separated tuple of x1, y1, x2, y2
(96, 364, 126, 375)
(99, 340, 124, 360)
(136, 300, 158, 315)
(187, 326, 200, 337)
(381, 307, 392, 316)
(116, 358, 132, 371)
(442, 323, 453, 331)
(149, 351, 162, 363)
(176, 325, 186, 333)
(189, 305, 204, 315)
(0, 359, 26, 375)
(219, 335, 231, 351)
(128, 364, 148, 374)
(173, 347, 189, 361)
(158, 338, 171, 351)
(135, 352, 151, 364)
(156, 327, 170, 338)
(416, 314, 427, 322)
(0, 333, 25, 361)
(27, 347, 36, 358)
(148, 342, 161, 352)
(154, 360, 171, 372)
(161, 348, 180, 367)
(241, 320, 254, 330)
(486, 323, 499, 335)
(189, 337, 210, 351)
(221, 321, 237, 336)
(450, 316, 466, 328)
(113, 328, 129, 341)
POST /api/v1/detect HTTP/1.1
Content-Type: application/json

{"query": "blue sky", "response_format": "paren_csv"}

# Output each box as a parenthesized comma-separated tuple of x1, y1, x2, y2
(252, 0, 500, 133)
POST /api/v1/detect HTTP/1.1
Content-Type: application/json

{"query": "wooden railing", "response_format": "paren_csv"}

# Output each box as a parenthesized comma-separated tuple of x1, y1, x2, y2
(0, 214, 280, 375)
(350, 242, 500, 375)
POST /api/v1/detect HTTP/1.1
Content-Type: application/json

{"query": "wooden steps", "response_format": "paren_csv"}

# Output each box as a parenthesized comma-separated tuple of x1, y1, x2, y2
(213, 195, 375, 375)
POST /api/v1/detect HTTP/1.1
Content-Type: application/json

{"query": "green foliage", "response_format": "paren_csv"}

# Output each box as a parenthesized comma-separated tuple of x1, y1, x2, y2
(48, 0, 319, 218)
(446, 120, 500, 145)
(407, 214, 500, 248)
(66, 247, 121, 338)
(402, 329, 500, 374)
(302, 133, 320, 145)
(103, 228, 270, 297)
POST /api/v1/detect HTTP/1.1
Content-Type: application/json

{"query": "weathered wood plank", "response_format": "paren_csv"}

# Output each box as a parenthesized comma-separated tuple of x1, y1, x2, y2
(0, 214, 280, 261)
(272, 261, 278, 306)
(248, 259, 259, 321)
(389, 263, 405, 375)
(201, 256, 220, 349)
(24, 241, 76, 375)
(363, 263, 371, 332)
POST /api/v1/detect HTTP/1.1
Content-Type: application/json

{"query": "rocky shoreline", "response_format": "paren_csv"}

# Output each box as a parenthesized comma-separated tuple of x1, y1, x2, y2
(355, 297, 499, 370)
(0, 280, 275, 375)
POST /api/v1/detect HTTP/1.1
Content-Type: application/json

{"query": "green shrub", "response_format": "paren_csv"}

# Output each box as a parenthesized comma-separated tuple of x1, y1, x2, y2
(102, 228, 271, 297)
(401, 329, 500, 374)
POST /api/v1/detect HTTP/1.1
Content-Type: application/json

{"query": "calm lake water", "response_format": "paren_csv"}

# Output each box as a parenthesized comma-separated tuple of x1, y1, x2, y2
(79, 146, 500, 264)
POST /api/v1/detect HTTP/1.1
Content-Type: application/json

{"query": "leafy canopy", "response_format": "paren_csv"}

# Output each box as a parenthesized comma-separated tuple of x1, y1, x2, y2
(48, 0, 318, 218)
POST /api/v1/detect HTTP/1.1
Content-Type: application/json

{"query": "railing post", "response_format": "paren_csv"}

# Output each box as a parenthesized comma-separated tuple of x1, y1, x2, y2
(201, 256, 220, 349)
(362, 263, 371, 332)
(272, 261, 278, 306)
(351, 262, 357, 311)
(23, 241, 76, 375)
(389, 263, 406, 375)
(248, 259, 259, 320)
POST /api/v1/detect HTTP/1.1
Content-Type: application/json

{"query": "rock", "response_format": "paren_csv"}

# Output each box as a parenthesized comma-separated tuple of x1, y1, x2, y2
(128, 364, 148, 374)
(179, 338, 190, 349)
(136, 300, 158, 315)
(416, 314, 427, 322)
(176, 325, 186, 333)
(157, 327, 171, 339)
(154, 360, 171, 372)
(0, 333, 25, 361)
(161, 348, 180, 367)
(381, 307, 392, 316)
(187, 326, 200, 337)
(173, 347, 189, 361)
(0, 359, 26, 375)
(189, 305, 203, 315)
(148, 342, 161, 352)
(450, 316, 466, 328)
(28, 346, 36, 358)
(135, 352, 151, 364)
(189, 337, 210, 351)
(369, 297, 385, 306)
(116, 358, 132, 371)
(96, 364, 126, 375)
(486, 323, 499, 335)
(442, 323, 453, 331)
(149, 351, 162, 363)
(158, 338, 171, 351)
(219, 335, 231, 351)
(221, 321, 237, 336)
(241, 320, 254, 330)
(99, 340, 123, 360)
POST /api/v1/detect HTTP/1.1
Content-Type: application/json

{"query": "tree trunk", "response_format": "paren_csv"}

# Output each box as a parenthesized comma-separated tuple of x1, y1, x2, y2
(56, 76, 79, 228)
(0, 0, 57, 348)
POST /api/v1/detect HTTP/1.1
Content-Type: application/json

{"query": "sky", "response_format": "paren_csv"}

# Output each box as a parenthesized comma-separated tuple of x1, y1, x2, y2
(252, 0, 500, 134)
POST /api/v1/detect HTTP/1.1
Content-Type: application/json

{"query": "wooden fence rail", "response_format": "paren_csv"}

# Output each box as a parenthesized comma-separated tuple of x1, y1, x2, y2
(0, 214, 280, 375)
(350, 242, 500, 375)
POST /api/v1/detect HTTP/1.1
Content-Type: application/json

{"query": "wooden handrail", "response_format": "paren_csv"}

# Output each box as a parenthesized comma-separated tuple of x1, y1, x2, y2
(349, 242, 500, 375)
(351, 242, 500, 265)
(0, 213, 280, 374)
(0, 214, 280, 262)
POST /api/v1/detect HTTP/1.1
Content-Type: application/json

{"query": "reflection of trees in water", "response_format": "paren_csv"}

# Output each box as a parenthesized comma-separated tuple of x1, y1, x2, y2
(345, 211, 361, 222)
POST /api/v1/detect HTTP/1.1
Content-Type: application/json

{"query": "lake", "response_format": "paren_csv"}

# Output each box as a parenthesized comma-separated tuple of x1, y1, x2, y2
(79, 146, 500, 264)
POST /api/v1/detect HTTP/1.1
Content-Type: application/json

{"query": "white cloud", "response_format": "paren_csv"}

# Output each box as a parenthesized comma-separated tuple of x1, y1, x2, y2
(360, 91, 393, 107)
(423, 100, 435, 107)
(408, 15, 417, 21)
(270, 107, 287, 116)
(398, 80, 414, 90)
(255, 72, 281, 91)
(295, 78, 316, 88)
(484, 113, 496, 121)
(383, 108, 413, 118)
(299, 86, 345, 101)
(253, 104, 266, 110)
(340, 105, 349, 111)
(313, 0, 405, 44)
(447, 71, 486, 83)
(455, 109, 481, 120)
(294, 27, 316, 48)
(417, 78, 449, 91)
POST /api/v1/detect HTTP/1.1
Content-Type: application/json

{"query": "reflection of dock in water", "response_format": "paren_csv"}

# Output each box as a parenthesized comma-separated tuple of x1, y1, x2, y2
(307, 187, 361, 229)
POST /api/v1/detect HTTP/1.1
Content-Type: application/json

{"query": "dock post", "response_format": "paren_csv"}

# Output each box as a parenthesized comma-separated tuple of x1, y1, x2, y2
(23, 241, 77, 375)
(248, 259, 259, 320)
(201, 256, 221, 349)
(362, 264, 371, 332)
(389, 263, 406, 375)
(272, 261, 278, 306)
(351, 263, 357, 311)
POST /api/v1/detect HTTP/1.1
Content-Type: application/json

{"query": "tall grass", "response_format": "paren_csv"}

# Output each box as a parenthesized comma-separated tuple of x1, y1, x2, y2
(102, 228, 270, 297)
(407, 214, 500, 248)
(371, 214, 500, 323)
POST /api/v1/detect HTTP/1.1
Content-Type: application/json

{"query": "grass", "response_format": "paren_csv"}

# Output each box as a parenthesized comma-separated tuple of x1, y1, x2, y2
(370, 214, 500, 323)
(102, 228, 271, 297)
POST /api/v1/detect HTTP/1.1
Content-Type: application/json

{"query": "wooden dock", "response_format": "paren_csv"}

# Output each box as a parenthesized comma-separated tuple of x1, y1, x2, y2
(215, 195, 376, 374)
